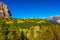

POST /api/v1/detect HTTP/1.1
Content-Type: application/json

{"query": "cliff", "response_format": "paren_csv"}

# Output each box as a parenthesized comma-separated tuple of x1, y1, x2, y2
(0, 1, 11, 18)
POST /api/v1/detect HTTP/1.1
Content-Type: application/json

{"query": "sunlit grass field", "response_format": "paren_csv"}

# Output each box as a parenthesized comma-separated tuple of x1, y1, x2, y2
(0, 18, 60, 40)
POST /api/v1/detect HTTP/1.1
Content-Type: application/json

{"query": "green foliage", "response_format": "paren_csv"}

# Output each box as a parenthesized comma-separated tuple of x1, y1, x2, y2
(0, 18, 60, 40)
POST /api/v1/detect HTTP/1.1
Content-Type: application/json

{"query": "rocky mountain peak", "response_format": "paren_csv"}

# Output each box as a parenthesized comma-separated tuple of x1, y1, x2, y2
(0, 1, 11, 18)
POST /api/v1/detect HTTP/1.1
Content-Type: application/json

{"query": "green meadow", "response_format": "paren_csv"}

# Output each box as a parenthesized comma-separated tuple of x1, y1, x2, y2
(0, 18, 60, 40)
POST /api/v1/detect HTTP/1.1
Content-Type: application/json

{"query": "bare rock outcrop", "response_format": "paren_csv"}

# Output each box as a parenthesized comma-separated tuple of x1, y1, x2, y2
(0, 1, 11, 18)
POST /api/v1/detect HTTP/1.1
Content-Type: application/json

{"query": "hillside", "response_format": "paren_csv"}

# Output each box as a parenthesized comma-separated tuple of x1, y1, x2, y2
(0, 18, 60, 40)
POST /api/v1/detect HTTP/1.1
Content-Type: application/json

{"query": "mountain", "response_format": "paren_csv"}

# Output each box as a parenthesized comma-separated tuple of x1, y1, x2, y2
(46, 16, 60, 23)
(0, 1, 11, 18)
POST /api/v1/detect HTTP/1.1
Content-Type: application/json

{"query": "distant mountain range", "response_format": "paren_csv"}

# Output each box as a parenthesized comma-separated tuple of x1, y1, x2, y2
(46, 16, 60, 23)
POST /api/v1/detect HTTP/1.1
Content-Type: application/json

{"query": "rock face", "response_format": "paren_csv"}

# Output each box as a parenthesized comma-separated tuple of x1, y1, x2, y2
(0, 1, 11, 18)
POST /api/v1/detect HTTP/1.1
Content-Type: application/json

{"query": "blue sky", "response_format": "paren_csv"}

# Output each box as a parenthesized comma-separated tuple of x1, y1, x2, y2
(0, 0, 60, 18)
